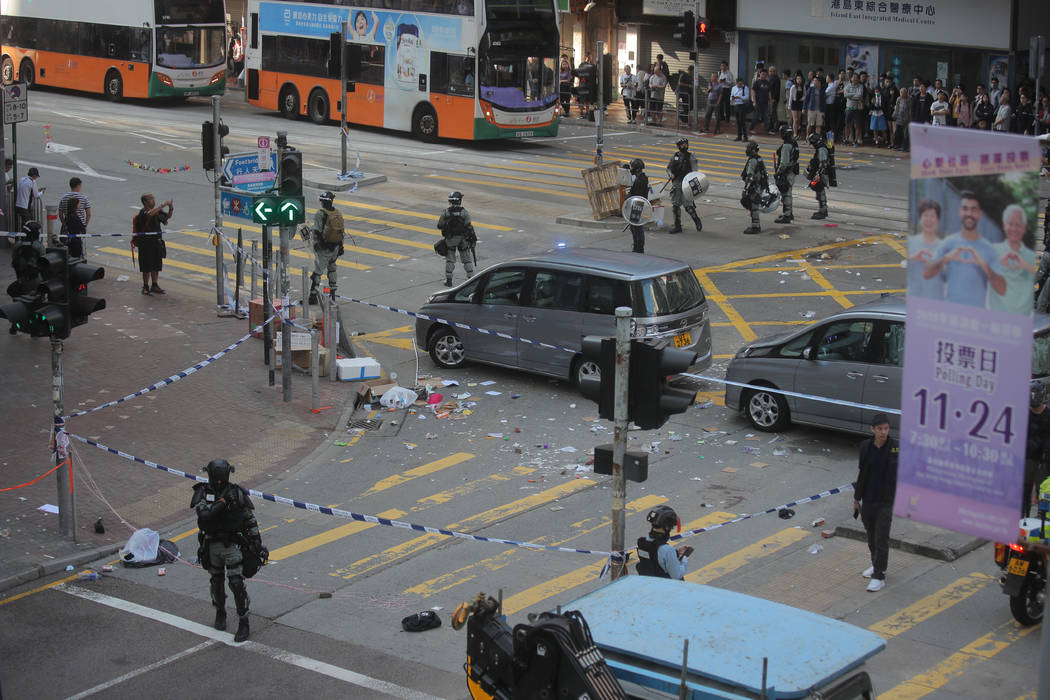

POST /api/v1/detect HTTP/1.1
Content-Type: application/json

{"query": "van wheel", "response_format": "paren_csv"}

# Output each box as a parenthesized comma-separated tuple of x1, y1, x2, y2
(412, 104, 438, 142)
(279, 86, 300, 119)
(743, 386, 790, 432)
(19, 59, 34, 87)
(429, 327, 465, 369)
(104, 70, 123, 101)
(1, 57, 13, 84)
(307, 89, 329, 124)
(573, 356, 601, 387)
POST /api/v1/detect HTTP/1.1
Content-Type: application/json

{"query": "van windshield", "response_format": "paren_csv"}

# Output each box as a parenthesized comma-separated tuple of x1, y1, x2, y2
(633, 269, 706, 316)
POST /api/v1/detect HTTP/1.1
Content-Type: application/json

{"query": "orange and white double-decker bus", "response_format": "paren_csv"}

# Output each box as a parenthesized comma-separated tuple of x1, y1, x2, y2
(0, 0, 228, 100)
(244, 0, 561, 140)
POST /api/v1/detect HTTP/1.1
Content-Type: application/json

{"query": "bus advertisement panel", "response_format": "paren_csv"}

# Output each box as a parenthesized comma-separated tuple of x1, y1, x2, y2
(0, 0, 227, 100)
(245, 0, 560, 140)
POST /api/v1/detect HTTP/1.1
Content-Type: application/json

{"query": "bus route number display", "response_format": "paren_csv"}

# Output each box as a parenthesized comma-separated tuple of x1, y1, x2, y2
(2, 83, 28, 125)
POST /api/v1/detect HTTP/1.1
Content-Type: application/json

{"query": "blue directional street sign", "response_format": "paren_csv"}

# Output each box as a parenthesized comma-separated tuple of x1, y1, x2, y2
(222, 151, 277, 181)
(220, 189, 255, 221)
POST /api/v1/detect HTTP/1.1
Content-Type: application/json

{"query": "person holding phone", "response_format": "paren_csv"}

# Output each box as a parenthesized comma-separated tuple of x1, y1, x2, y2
(636, 505, 691, 580)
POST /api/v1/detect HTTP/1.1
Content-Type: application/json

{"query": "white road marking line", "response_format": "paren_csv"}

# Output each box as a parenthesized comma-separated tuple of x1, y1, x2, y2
(17, 160, 126, 182)
(42, 109, 106, 125)
(65, 640, 217, 699)
(418, 148, 459, 155)
(527, 131, 633, 141)
(131, 132, 190, 150)
(57, 584, 443, 700)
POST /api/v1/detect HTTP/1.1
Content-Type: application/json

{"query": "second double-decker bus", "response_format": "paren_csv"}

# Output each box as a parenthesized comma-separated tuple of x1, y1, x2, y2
(0, 0, 228, 100)
(244, 0, 561, 140)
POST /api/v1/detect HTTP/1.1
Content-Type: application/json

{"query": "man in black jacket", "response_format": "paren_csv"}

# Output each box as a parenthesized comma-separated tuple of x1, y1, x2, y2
(853, 413, 898, 592)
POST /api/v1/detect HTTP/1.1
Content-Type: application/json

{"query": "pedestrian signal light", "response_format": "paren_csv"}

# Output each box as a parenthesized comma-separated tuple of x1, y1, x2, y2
(279, 149, 303, 196)
(696, 19, 710, 50)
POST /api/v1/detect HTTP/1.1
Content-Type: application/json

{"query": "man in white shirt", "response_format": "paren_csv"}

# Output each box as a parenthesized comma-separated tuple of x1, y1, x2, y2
(15, 167, 44, 232)
(718, 61, 734, 123)
(730, 77, 750, 141)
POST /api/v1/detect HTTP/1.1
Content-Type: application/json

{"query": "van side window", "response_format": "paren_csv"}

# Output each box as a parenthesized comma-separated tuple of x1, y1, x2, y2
(814, 320, 874, 362)
(530, 271, 583, 311)
(869, 321, 905, 366)
(583, 276, 630, 315)
(481, 268, 525, 306)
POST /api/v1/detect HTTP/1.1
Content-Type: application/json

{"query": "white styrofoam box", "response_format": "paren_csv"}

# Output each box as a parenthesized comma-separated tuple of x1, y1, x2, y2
(274, 331, 313, 350)
(337, 357, 381, 381)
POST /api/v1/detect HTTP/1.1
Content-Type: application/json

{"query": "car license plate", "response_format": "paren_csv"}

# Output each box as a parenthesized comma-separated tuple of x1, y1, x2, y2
(673, 331, 691, 348)
(1007, 557, 1030, 577)
(184, 91, 200, 96)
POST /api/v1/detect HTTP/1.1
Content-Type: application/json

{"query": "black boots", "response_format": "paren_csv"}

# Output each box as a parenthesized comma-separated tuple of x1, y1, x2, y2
(229, 574, 251, 642)
(743, 226, 761, 235)
(811, 210, 828, 220)
(210, 574, 226, 631)
(669, 210, 683, 234)
(687, 208, 703, 232)
(774, 214, 793, 223)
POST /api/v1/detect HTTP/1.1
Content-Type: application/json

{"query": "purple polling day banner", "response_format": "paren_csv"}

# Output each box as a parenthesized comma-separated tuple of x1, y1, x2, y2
(897, 124, 1038, 543)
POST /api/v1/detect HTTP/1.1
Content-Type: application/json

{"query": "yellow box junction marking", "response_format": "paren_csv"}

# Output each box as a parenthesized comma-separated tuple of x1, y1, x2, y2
(868, 572, 993, 639)
(685, 526, 811, 584)
(268, 508, 405, 562)
(360, 452, 474, 498)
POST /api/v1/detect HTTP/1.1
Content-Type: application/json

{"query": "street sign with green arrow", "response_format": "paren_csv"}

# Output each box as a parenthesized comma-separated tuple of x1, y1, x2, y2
(252, 195, 305, 225)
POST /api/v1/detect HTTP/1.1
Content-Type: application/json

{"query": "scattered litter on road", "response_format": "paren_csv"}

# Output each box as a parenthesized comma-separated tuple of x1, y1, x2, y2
(158, 567, 167, 576)
(722, 467, 738, 473)
(480, 380, 496, 386)
(750, 462, 768, 468)
(697, 400, 713, 409)
(511, 394, 521, 399)
(811, 518, 825, 527)
(487, 433, 503, 438)
(724, 439, 738, 445)
(116, 275, 129, 282)
(821, 530, 835, 538)
(441, 380, 459, 386)
(403, 442, 417, 450)
(454, 392, 472, 400)
(425, 433, 438, 439)
(559, 446, 577, 453)
(800, 310, 816, 318)
(485, 391, 502, 396)
(772, 448, 789, 456)
(332, 440, 349, 446)
(768, 434, 784, 443)
(777, 234, 791, 239)
(808, 543, 824, 554)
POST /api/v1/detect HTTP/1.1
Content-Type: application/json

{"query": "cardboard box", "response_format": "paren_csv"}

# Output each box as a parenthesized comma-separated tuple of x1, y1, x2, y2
(363, 380, 397, 402)
(274, 331, 313, 351)
(337, 357, 381, 381)
(274, 346, 329, 376)
(250, 297, 296, 339)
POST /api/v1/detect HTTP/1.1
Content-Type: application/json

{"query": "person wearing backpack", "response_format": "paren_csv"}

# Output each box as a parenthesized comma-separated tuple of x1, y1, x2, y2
(306, 191, 345, 304)
(437, 191, 476, 287)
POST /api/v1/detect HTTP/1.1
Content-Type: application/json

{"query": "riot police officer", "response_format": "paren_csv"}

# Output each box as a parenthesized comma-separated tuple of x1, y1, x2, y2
(774, 125, 799, 224)
(806, 132, 831, 220)
(665, 137, 703, 234)
(191, 459, 267, 642)
(636, 505, 691, 579)
(437, 191, 476, 287)
(305, 191, 345, 303)
(624, 158, 649, 254)
(740, 141, 768, 235)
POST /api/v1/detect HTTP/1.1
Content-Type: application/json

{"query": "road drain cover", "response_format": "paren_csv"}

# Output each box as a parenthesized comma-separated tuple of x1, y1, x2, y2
(349, 418, 383, 431)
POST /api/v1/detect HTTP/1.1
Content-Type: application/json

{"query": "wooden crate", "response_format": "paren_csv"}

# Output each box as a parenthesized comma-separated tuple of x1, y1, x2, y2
(581, 162, 624, 220)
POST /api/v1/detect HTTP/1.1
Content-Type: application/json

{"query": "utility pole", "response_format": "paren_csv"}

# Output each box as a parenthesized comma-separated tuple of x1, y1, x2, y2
(212, 95, 226, 312)
(595, 40, 604, 166)
(276, 131, 292, 401)
(610, 306, 630, 580)
(52, 338, 75, 540)
(692, 0, 701, 132)
(340, 18, 350, 177)
(263, 222, 273, 386)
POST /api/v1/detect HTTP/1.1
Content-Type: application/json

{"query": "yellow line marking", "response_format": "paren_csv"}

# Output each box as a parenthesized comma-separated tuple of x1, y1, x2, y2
(696, 270, 755, 342)
(98, 246, 237, 278)
(801, 260, 853, 309)
(500, 512, 735, 616)
(725, 289, 905, 299)
(868, 572, 993, 639)
(426, 174, 586, 198)
(333, 479, 596, 581)
(694, 390, 725, 406)
(510, 159, 592, 172)
(333, 199, 515, 231)
(171, 236, 372, 271)
(361, 452, 475, 498)
(730, 263, 905, 272)
(883, 236, 908, 257)
(178, 227, 408, 260)
(712, 320, 811, 327)
(685, 527, 812, 584)
(454, 168, 586, 188)
(347, 228, 434, 250)
(268, 508, 405, 561)
(412, 466, 538, 508)
(880, 620, 1038, 700)
(698, 234, 898, 273)
(404, 495, 667, 597)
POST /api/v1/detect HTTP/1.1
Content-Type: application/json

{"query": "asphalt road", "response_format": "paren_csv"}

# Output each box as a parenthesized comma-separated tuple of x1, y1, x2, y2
(0, 88, 1042, 700)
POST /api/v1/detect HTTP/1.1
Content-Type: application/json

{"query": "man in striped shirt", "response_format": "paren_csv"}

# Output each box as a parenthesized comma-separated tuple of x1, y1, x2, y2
(58, 177, 91, 258)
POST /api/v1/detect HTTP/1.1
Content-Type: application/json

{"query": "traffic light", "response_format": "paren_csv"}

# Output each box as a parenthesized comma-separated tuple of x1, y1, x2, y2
(674, 10, 695, 49)
(628, 342, 697, 430)
(67, 258, 106, 333)
(578, 335, 615, 421)
(601, 53, 613, 106)
(0, 296, 42, 335)
(201, 120, 230, 171)
(33, 247, 71, 338)
(696, 18, 710, 50)
(279, 148, 303, 195)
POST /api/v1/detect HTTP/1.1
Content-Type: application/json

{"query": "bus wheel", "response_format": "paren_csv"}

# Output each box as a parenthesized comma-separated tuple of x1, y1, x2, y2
(104, 70, 123, 101)
(307, 89, 329, 125)
(412, 104, 438, 142)
(1, 57, 13, 84)
(279, 86, 300, 120)
(19, 59, 34, 87)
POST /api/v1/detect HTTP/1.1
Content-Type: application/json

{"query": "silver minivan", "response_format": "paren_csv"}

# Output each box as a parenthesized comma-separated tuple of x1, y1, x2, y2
(414, 248, 713, 385)
(725, 294, 1050, 434)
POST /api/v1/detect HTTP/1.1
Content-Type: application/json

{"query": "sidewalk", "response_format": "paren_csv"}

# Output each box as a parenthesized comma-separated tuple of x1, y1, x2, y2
(0, 254, 354, 592)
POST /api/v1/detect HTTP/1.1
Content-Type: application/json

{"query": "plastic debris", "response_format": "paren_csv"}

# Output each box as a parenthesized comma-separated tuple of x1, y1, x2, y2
(772, 448, 788, 456)
(77, 571, 102, 581)
(800, 310, 816, 318)
(811, 518, 825, 527)
(821, 530, 835, 539)
(742, 446, 761, 455)
(697, 400, 713, 409)
(808, 543, 824, 554)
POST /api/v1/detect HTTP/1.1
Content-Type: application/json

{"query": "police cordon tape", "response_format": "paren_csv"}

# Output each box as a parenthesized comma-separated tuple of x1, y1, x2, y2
(0, 230, 164, 238)
(62, 313, 277, 420)
(63, 429, 856, 560)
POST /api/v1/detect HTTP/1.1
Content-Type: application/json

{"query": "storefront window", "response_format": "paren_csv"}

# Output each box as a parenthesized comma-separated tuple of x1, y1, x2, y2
(883, 46, 982, 92)
(747, 33, 839, 80)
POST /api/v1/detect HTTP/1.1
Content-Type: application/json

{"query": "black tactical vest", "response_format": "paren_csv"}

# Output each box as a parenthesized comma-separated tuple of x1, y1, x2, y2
(635, 535, 671, 578)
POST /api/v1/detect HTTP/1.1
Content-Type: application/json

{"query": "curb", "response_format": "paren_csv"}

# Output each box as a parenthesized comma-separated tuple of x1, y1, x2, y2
(304, 171, 388, 193)
(834, 520, 987, 562)
(0, 543, 122, 593)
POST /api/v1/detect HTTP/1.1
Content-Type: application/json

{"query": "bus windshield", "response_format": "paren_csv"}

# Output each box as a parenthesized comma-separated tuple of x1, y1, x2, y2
(479, 55, 558, 110)
(156, 26, 226, 69)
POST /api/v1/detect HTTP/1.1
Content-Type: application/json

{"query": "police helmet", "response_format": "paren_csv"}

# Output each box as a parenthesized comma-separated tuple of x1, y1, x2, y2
(629, 158, 645, 174)
(646, 504, 679, 531)
(1032, 380, 1047, 408)
(676, 137, 689, 149)
(808, 132, 823, 147)
(21, 220, 41, 241)
(745, 140, 760, 157)
(204, 458, 235, 489)
(779, 124, 794, 142)
(319, 191, 335, 205)
(448, 191, 464, 205)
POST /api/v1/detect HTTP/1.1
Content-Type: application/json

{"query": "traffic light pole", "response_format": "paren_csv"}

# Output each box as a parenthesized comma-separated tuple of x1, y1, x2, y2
(341, 18, 350, 177)
(595, 40, 604, 166)
(610, 306, 631, 580)
(276, 131, 292, 401)
(212, 95, 227, 313)
(51, 338, 75, 540)
(263, 223, 274, 386)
